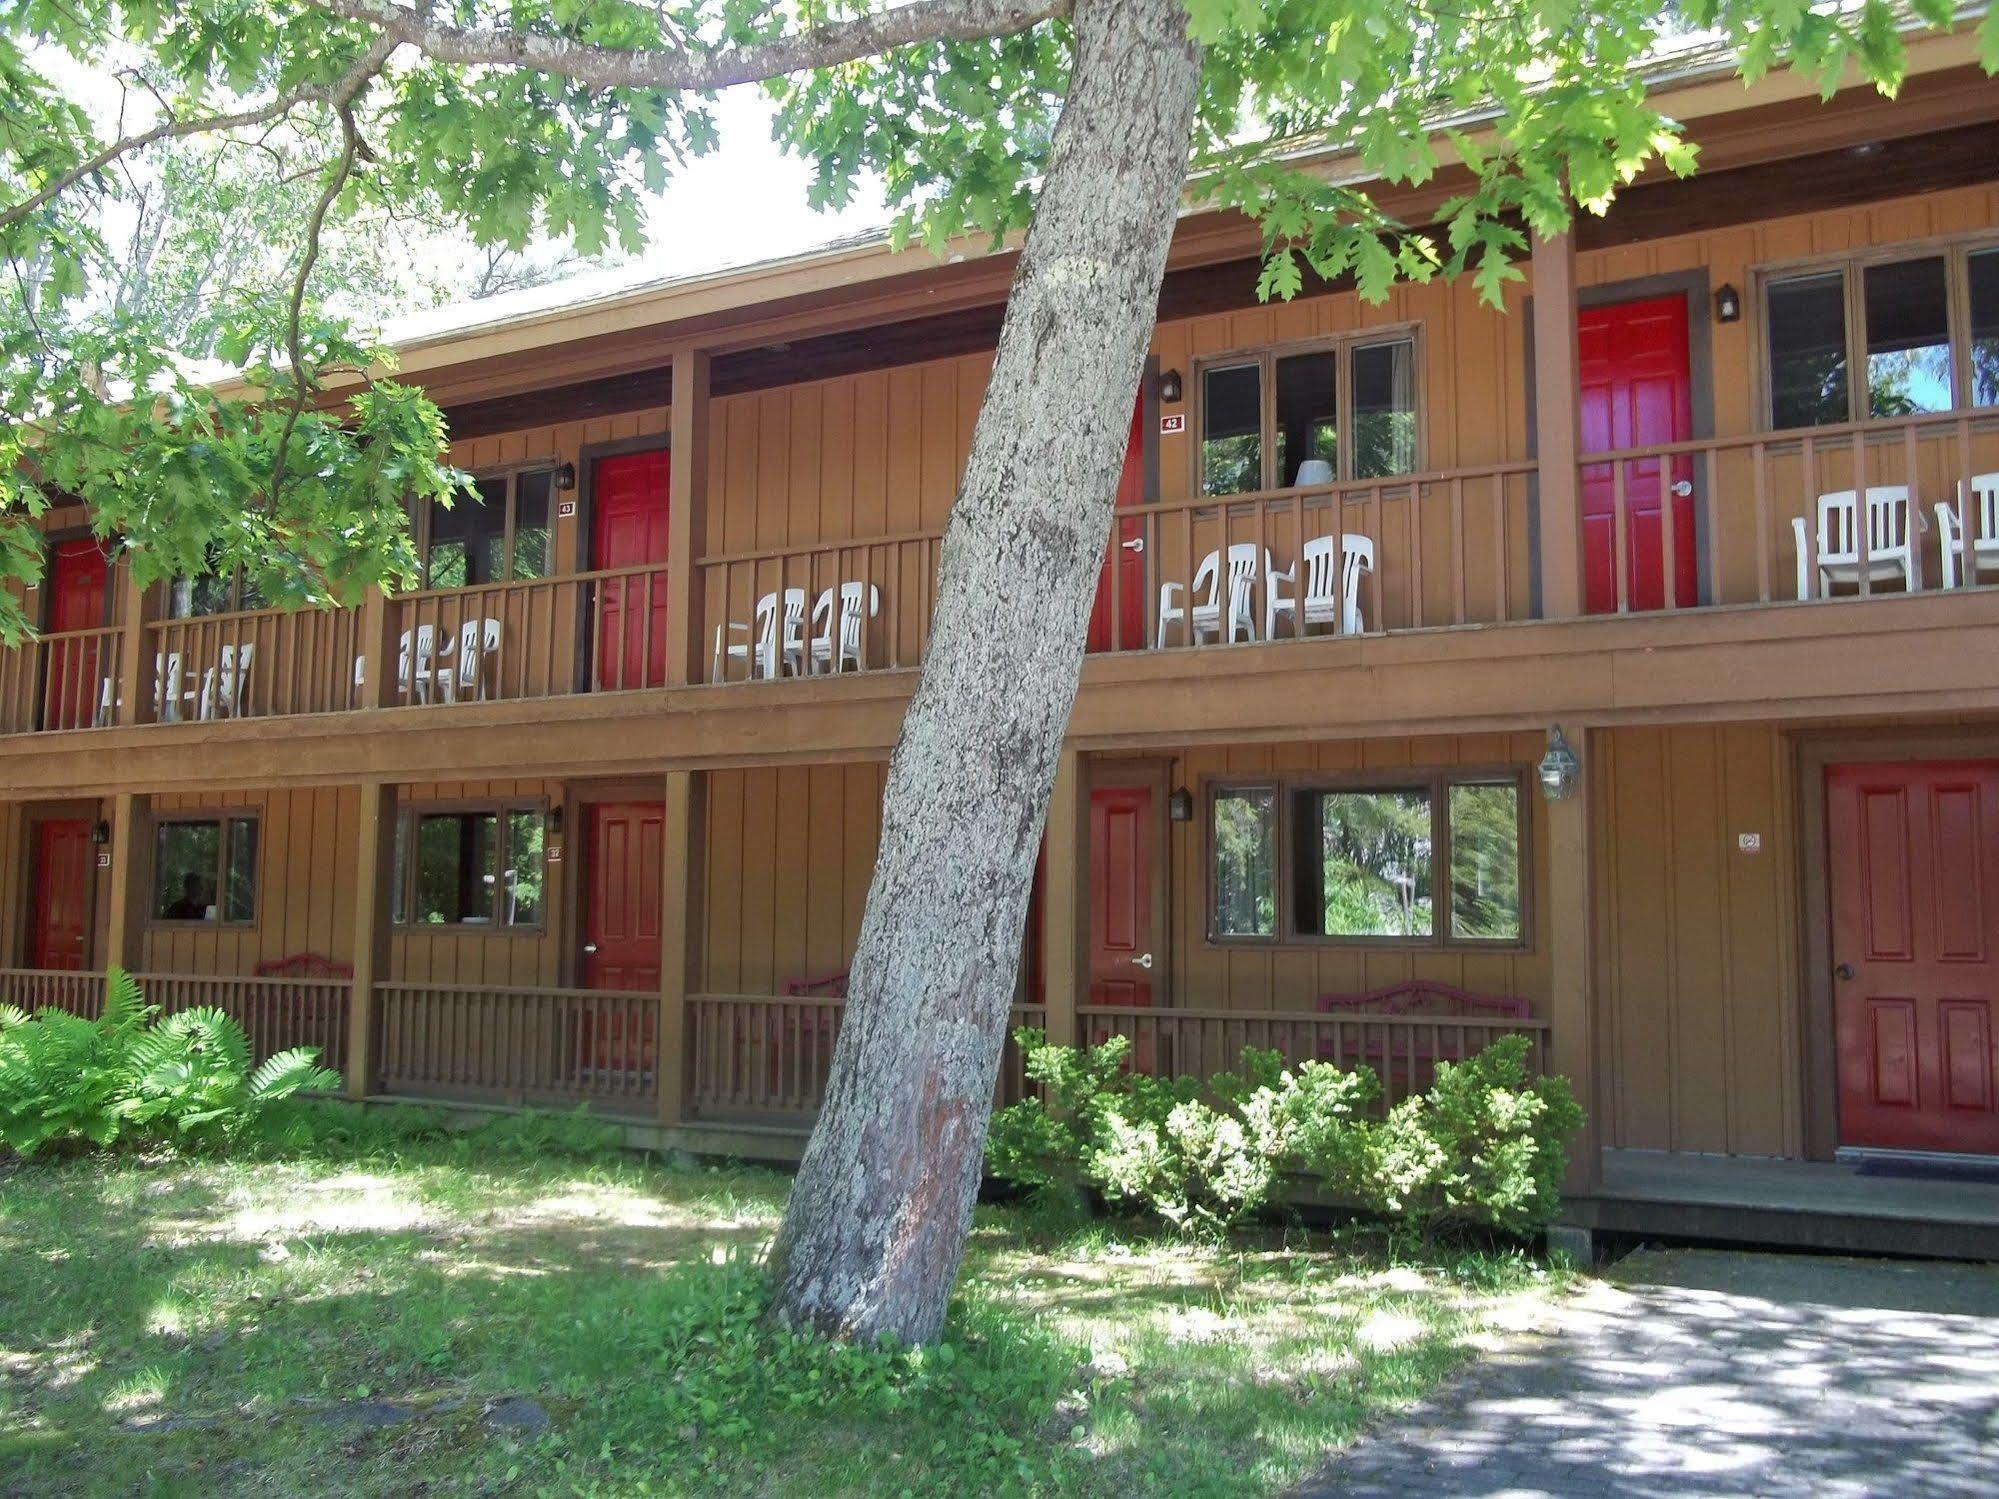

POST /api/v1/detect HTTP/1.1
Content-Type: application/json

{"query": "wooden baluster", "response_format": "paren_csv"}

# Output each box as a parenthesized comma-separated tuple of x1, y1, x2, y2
(1902, 423, 1920, 591)
(1612, 461, 1631, 613)
(1853, 427, 1871, 598)
(1450, 475, 1466, 625)
(1491, 475, 1509, 622)
(1958, 416, 1976, 588)
(1658, 454, 1678, 610)
(1367, 486, 1384, 629)
(1701, 450, 1721, 607)
(1753, 441, 1772, 602)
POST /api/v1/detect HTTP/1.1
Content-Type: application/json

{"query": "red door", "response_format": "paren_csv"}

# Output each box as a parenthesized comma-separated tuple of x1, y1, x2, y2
(29, 818, 93, 970)
(591, 449, 671, 690)
(1086, 393, 1148, 653)
(1829, 761, 1999, 1156)
(1089, 783, 1156, 1007)
(44, 539, 107, 730)
(1579, 295, 1696, 613)
(579, 801, 663, 1074)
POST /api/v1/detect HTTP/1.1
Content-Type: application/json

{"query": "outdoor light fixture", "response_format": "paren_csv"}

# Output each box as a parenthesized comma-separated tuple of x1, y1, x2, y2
(1168, 786, 1194, 822)
(89, 819, 111, 846)
(1157, 367, 1185, 404)
(547, 804, 564, 840)
(553, 462, 578, 492)
(1714, 284, 1742, 324)
(1538, 725, 1580, 802)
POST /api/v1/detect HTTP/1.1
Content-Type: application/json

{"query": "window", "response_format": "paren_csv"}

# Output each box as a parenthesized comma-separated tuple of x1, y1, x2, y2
(419, 468, 555, 589)
(1211, 786, 1277, 937)
(151, 815, 258, 923)
(1763, 242, 1999, 428)
(1209, 773, 1524, 946)
(166, 546, 268, 619)
(392, 804, 546, 927)
(1199, 333, 1418, 495)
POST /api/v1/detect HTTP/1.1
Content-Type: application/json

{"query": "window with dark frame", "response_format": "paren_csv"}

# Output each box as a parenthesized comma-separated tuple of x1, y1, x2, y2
(1199, 333, 1419, 496)
(419, 468, 555, 589)
(391, 805, 546, 928)
(1763, 243, 1999, 429)
(1209, 773, 1524, 947)
(150, 815, 258, 923)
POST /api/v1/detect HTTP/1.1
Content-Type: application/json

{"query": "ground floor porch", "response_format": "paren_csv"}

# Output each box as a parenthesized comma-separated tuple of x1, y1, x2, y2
(4, 712, 1996, 1256)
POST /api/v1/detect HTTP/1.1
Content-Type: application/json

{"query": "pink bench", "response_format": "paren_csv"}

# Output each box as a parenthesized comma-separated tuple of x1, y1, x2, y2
(1315, 981, 1531, 1080)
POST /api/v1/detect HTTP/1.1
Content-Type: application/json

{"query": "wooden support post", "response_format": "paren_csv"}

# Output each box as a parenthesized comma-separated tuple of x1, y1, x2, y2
(114, 561, 153, 727)
(101, 791, 150, 972)
(658, 768, 705, 1124)
(346, 781, 397, 1099)
(355, 588, 398, 710)
(666, 347, 712, 686)
(1040, 749, 1084, 1048)
(1531, 231, 1586, 621)
(1545, 729, 1602, 1196)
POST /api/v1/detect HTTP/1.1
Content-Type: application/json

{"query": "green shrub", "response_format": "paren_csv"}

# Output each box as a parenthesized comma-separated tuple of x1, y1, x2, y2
(1365, 1035, 1584, 1235)
(0, 968, 341, 1157)
(987, 1028, 1582, 1240)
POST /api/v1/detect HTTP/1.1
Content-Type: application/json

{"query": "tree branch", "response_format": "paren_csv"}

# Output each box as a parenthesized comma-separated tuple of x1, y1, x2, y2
(0, 35, 398, 234)
(304, 0, 1070, 92)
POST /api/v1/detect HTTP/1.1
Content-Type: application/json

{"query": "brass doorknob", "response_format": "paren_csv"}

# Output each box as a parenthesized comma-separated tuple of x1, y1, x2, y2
(1835, 962, 1855, 980)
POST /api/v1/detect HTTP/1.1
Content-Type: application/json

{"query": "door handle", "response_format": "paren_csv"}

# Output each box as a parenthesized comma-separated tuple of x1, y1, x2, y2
(583, 942, 599, 954)
(1670, 480, 1694, 497)
(1121, 537, 1146, 553)
(1835, 962, 1855, 981)
(1132, 951, 1154, 969)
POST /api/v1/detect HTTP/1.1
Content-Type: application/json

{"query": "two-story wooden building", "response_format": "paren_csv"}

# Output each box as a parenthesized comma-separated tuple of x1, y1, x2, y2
(5, 28, 1998, 1254)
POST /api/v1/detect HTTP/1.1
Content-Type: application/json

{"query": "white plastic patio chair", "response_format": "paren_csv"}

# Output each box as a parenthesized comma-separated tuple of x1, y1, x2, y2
(198, 642, 254, 720)
(1936, 473, 1999, 588)
(1155, 542, 1259, 648)
(1792, 487, 1920, 600)
(451, 617, 502, 702)
(809, 581, 880, 674)
(1266, 534, 1375, 639)
(712, 589, 806, 681)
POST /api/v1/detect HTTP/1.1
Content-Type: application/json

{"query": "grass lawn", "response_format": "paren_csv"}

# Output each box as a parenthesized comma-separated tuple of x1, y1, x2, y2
(0, 1107, 1568, 1497)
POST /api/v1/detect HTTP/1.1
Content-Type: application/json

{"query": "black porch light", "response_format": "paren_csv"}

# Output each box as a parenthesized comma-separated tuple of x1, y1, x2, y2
(1537, 725, 1580, 802)
(553, 461, 578, 492)
(1168, 786, 1194, 822)
(1157, 367, 1185, 405)
(89, 819, 111, 845)
(1713, 284, 1742, 324)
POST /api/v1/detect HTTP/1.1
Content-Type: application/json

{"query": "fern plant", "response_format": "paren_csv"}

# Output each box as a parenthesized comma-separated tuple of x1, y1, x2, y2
(0, 969, 341, 1157)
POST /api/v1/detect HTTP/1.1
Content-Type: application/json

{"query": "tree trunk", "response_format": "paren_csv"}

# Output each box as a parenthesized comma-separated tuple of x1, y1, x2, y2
(764, 0, 1201, 1345)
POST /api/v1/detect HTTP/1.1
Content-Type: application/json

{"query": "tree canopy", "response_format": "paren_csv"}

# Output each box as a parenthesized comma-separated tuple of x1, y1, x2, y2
(3, 0, 1986, 639)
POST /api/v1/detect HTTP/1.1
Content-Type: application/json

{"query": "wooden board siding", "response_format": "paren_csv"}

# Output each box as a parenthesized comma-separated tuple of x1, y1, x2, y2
(701, 762, 886, 995)
(1593, 724, 1804, 1159)
(1156, 733, 1552, 1014)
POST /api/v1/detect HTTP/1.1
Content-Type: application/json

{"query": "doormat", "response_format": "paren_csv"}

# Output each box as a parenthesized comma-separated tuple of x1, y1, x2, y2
(1854, 1158, 1999, 1185)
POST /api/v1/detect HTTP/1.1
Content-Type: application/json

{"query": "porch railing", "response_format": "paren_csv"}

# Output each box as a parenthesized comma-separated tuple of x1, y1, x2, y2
(0, 626, 124, 733)
(148, 606, 358, 721)
(1075, 1004, 1549, 1110)
(0, 967, 108, 1015)
(685, 994, 1046, 1123)
(697, 531, 945, 682)
(1582, 409, 1999, 612)
(134, 972, 350, 1071)
(373, 981, 659, 1112)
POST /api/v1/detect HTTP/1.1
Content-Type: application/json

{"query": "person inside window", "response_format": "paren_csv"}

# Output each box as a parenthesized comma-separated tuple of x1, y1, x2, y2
(162, 872, 212, 921)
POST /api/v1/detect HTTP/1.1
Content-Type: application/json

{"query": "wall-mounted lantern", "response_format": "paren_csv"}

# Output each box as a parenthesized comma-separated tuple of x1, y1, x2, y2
(1168, 786, 1194, 822)
(1156, 368, 1185, 405)
(1713, 284, 1742, 324)
(1537, 725, 1581, 802)
(89, 819, 111, 846)
(553, 461, 578, 492)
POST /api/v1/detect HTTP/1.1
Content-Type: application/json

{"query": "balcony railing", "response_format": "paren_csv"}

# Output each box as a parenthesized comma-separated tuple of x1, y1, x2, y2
(149, 605, 359, 721)
(0, 626, 123, 732)
(0, 969, 346, 1069)
(1584, 409, 1999, 612)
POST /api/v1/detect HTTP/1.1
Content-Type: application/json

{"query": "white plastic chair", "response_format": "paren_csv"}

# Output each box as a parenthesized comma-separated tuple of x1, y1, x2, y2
(713, 589, 806, 681)
(1156, 543, 1259, 647)
(401, 625, 442, 702)
(1792, 487, 1920, 600)
(1936, 473, 1999, 588)
(452, 617, 502, 702)
(809, 582, 880, 674)
(1267, 534, 1375, 638)
(198, 642, 254, 720)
